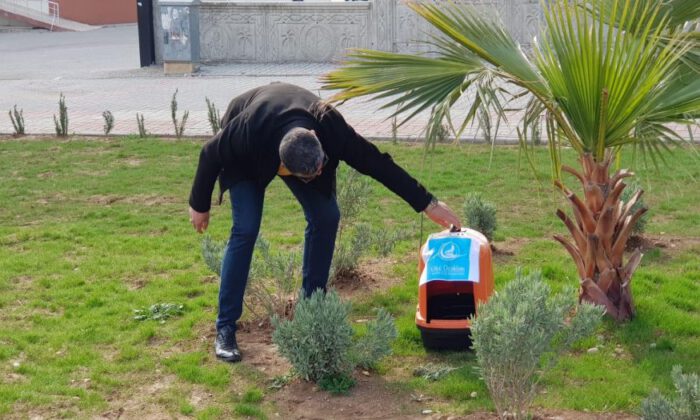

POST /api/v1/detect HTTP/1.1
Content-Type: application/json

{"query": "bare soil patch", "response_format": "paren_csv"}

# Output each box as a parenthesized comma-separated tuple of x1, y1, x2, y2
(125, 276, 148, 291)
(189, 386, 215, 411)
(87, 194, 181, 206)
(492, 237, 531, 264)
(531, 410, 637, 420)
(3, 372, 27, 385)
(200, 275, 218, 285)
(626, 234, 700, 254)
(332, 257, 408, 300)
(118, 158, 144, 167)
(423, 411, 636, 420)
(96, 374, 178, 420)
(272, 373, 427, 420)
(11, 275, 34, 290)
(74, 169, 110, 177)
(35, 192, 68, 205)
(236, 326, 291, 378)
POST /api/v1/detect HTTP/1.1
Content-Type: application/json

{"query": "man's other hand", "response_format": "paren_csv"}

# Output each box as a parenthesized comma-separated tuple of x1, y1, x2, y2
(424, 200, 461, 229)
(189, 207, 210, 233)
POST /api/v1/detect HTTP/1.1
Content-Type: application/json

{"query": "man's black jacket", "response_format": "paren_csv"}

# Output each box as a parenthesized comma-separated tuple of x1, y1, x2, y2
(189, 83, 433, 213)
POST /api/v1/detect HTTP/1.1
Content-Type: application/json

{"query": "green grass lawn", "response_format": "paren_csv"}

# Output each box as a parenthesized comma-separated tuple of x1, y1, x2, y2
(0, 136, 698, 418)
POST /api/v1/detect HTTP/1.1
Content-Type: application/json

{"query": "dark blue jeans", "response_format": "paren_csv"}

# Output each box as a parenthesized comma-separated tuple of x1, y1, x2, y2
(216, 178, 340, 331)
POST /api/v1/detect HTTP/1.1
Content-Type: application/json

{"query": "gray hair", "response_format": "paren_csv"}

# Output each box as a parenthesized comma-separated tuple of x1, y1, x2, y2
(279, 127, 324, 175)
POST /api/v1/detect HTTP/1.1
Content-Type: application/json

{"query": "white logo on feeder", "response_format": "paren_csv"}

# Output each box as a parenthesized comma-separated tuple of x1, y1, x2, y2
(438, 242, 461, 261)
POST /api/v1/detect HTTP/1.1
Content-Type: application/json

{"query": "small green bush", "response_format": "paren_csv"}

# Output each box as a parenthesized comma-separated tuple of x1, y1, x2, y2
(336, 166, 371, 234)
(272, 290, 396, 389)
(620, 179, 649, 235)
(272, 290, 354, 383)
(436, 122, 451, 143)
(136, 113, 148, 138)
(641, 366, 699, 420)
(372, 228, 411, 257)
(171, 89, 189, 138)
(201, 234, 226, 277)
(102, 110, 114, 136)
(331, 165, 408, 281)
(205, 97, 221, 134)
(318, 373, 356, 395)
(463, 193, 497, 241)
(9, 105, 25, 136)
(53, 93, 68, 137)
(331, 166, 370, 281)
(643, 390, 676, 420)
(391, 114, 399, 144)
(352, 308, 397, 370)
(248, 236, 302, 320)
(331, 222, 371, 280)
(470, 270, 603, 420)
(332, 167, 369, 280)
(201, 235, 301, 322)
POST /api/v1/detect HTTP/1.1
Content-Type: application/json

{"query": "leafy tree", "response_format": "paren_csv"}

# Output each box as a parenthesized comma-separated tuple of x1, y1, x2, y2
(323, 0, 700, 321)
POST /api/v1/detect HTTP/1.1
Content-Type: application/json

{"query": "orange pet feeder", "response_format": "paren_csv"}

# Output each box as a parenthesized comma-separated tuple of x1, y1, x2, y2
(416, 227, 494, 350)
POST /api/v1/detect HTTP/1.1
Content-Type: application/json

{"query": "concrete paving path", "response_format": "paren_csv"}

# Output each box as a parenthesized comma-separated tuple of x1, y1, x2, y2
(1, 24, 698, 142)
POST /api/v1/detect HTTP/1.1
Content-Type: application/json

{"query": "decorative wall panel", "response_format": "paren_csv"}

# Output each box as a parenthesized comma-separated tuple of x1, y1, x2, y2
(195, 3, 369, 63)
(155, 0, 544, 64)
(268, 11, 368, 62)
(199, 9, 265, 61)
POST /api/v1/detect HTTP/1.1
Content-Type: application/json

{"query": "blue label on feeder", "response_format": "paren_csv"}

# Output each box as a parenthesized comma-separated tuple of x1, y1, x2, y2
(420, 234, 481, 285)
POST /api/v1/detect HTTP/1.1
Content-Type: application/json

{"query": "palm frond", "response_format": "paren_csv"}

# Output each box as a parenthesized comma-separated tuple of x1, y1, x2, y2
(534, 0, 693, 161)
(407, 1, 547, 96)
(590, 0, 700, 31)
(590, 0, 700, 73)
(643, 65, 700, 121)
(323, 48, 483, 125)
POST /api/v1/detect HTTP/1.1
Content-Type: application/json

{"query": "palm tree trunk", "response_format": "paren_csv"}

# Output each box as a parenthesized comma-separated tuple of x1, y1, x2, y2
(553, 153, 646, 321)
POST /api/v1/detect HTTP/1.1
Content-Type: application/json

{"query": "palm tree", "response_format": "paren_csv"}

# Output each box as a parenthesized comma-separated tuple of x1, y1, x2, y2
(323, 0, 700, 321)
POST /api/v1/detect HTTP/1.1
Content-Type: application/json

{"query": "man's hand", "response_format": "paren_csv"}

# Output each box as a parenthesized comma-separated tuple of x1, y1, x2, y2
(189, 207, 210, 233)
(424, 200, 461, 229)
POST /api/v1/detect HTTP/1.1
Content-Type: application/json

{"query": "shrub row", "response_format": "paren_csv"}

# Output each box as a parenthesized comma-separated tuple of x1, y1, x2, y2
(7, 91, 220, 138)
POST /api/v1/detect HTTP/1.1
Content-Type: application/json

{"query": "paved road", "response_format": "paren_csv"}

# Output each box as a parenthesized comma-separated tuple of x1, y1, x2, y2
(1, 25, 697, 142)
(0, 24, 518, 140)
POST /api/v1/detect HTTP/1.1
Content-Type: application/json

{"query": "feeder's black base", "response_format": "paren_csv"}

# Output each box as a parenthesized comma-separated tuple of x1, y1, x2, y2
(419, 327, 472, 351)
(427, 294, 476, 320)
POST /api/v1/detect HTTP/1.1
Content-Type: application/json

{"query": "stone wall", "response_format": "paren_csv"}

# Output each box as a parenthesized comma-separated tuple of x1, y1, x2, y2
(199, 2, 371, 62)
(154, 0, 543, 64)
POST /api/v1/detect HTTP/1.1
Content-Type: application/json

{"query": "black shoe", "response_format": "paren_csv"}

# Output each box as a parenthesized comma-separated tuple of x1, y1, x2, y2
(215, 325, 241, 363)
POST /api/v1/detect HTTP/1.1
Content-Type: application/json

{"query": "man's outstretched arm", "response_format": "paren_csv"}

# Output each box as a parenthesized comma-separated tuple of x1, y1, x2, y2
(323, 107, 461, 229)
(188, 134, 223, 233)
